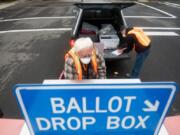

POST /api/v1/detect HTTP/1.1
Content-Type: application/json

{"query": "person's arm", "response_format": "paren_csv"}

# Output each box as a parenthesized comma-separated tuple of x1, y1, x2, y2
(96, 52, 106, 79)
(123, 36, 134, 53)
(118, 36, 132, 54)
(64, 57, 78, 79)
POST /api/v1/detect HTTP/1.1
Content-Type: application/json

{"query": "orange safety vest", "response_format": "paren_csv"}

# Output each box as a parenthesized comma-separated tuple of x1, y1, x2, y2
(127, 27, 151, 47)
(65, 48, 98, 80)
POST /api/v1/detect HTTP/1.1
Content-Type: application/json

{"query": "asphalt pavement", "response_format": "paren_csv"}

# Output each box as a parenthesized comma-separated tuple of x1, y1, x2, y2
(0, 1, 180, 118)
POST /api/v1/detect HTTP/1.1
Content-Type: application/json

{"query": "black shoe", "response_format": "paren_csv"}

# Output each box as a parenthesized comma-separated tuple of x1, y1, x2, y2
(0, 108, 3, 118)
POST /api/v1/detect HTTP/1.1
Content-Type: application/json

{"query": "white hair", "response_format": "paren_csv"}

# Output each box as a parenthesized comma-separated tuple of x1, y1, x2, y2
(74, 37, 93, 52)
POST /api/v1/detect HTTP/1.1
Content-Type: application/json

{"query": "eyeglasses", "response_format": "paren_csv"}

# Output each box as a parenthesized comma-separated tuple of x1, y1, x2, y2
(80, 54, 92, 59)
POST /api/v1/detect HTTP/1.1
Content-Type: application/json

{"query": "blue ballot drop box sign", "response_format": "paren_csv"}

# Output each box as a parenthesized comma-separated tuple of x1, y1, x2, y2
(14, 82, 178, 135)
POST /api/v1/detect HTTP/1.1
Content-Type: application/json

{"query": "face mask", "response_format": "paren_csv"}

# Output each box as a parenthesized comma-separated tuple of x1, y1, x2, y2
(80, 57, 91, 64)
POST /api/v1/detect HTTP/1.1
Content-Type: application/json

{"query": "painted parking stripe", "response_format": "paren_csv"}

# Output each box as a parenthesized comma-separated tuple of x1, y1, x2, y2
(141, 27, 180, 30)
(145, 31, 179, 36)
(164, 2, 180, 8)
(135, 2, 176, 18)
(0, 16, 75, 22)
(123, 16, 176, 19)
(0, 28, 72, 34)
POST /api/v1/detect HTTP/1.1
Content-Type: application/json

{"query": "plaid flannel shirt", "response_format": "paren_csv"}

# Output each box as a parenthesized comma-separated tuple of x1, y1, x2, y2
(64, 50, 106, 79)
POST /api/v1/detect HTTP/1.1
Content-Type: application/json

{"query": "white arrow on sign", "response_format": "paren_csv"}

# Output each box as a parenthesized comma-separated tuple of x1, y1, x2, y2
(143, 100, 160, 112)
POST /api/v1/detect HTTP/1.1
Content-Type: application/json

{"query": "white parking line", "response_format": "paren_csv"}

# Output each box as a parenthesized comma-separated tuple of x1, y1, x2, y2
(0, 28, 179, 37)
(141, 27, 180, 30)
(136, 2, 176, 18)
(0, 16, 75, 22)
(123, 16, 176, 19)
(164, 2, 180, 8)
(128, 2, 177, 19)
(0, 28, 72, 34)
(145, 31, 179, 36)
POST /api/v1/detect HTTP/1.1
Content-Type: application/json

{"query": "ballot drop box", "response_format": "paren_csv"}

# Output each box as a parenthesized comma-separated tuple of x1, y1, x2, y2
(14, 79, 178, 135)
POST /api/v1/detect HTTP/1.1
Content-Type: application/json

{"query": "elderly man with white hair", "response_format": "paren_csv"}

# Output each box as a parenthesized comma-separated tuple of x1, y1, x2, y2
(64, 37, 106, 80)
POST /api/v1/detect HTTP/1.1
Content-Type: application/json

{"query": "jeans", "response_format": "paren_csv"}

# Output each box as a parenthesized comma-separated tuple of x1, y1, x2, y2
(131, 48, 150, 78)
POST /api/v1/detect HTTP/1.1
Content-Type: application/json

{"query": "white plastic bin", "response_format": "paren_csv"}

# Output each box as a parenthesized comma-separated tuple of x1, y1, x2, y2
(100, 35, 120, 49)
